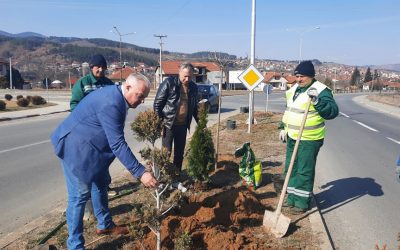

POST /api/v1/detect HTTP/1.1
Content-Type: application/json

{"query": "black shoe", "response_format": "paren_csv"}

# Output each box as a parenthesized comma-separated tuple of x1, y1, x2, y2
(288, 207, 307, 215)
(273, 175, 285, 193)
(282, 202, 294, 208)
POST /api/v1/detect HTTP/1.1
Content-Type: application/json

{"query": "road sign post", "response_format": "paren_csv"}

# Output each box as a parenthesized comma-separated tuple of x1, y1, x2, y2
(263, 84, 273, 113)
(238, 64, 264, 133)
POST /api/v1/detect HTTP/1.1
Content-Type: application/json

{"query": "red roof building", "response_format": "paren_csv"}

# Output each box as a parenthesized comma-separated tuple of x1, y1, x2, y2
(108, 66, 139, 82)
(155, 61, 221, 86)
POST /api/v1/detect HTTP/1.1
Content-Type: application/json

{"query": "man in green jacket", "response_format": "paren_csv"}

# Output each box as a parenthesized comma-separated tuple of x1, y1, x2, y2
(70, 54, 114, 110)
(279, 60, 339, 214)
(69, 54, 116, 207)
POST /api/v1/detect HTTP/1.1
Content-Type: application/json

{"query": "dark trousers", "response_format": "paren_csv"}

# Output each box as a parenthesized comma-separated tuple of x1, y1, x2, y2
(162, 124, 187, 171)
(284, 137, 324, 209)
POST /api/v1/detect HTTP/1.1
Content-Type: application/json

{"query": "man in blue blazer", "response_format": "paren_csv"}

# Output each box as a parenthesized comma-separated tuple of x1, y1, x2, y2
(51, 73, 158, 250)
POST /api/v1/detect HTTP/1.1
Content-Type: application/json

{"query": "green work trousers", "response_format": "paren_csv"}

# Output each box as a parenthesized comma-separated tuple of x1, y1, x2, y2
(284, 137, 324, 209)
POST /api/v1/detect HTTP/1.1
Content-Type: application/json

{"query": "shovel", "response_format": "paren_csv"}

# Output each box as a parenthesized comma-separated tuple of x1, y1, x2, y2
(263, 97, 312, 238)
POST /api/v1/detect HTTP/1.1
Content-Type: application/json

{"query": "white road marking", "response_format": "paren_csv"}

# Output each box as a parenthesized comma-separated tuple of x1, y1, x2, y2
(352, 120, 379, 132)
(340, 112, 350, 118)
(0, 140, 50, 154)
(386, 137, 400, 145)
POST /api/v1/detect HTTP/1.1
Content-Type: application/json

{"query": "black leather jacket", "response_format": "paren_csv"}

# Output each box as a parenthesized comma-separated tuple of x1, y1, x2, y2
(153, 76, 199, 129)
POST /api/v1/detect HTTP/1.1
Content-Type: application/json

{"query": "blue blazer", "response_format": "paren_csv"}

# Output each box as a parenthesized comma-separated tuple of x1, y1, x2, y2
(51, 85, 145, 183)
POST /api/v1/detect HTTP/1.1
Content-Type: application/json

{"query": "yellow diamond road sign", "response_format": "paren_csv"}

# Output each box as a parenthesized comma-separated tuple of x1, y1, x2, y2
(238, 64, 264, 91)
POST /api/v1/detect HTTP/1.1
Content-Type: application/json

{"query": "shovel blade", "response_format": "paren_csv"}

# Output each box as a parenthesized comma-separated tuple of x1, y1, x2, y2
(263, 210, 291, 238)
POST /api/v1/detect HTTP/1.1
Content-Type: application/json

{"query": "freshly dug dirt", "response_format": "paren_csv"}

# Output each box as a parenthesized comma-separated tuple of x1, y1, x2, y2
(4, 112, 323, 250)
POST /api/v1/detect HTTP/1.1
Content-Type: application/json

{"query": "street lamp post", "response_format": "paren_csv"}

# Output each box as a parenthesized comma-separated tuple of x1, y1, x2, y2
(154, 34, 167, 89)
(9, 57, 13, 89)
(333, 67, 337, 93)
(298, 26, 320, 63)
(111, 26, 135, 83)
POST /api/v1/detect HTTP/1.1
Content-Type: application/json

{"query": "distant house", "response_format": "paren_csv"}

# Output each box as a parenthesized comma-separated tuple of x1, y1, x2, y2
(362, 81, 370, 91)
(384, 81, 400, 90)
(361, 80, 400, 91)
(154, 61, 220, 86)
(108, 66, 139, 83)
(285, 75, 297, 89)
(257, 72, 297, 91)
(228, 70, 246, 90)
(206, 70, 225, 85)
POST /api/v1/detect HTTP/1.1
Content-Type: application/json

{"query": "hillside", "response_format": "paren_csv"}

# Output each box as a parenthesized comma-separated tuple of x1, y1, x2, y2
(0, 32, 237, 83)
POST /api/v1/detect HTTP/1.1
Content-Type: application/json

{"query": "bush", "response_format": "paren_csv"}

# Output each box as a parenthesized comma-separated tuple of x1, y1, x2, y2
(31, 95, 47, 105)
(186, 103, 215, 182)
(0, 100, 6, 110)
(17, 97, 30, 107)
(16, 95, 23, 100)
(130, 109, 163, 145)
(4, 94, 12, 101)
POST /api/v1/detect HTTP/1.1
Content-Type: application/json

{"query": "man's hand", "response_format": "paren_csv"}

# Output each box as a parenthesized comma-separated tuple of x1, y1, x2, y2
(307, 87, 319, 104)
(279, 130, 287, 143)
(140, 172, 159, 188)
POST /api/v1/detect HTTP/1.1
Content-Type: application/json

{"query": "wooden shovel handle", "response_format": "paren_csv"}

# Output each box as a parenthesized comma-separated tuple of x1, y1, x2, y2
(275, 97, 313, 214)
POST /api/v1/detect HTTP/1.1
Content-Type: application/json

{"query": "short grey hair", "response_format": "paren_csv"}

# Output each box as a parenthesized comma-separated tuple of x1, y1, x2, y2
(179, 62, 194, 73)
(125, 73, 150, 89)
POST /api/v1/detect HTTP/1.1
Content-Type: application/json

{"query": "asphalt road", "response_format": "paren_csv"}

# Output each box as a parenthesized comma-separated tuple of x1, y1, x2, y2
(314, 94, 400, 249)
(0, 92, 285, 238)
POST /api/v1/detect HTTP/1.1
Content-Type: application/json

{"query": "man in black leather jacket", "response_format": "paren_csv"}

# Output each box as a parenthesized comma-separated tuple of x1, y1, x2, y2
(154, 62, 199, 175)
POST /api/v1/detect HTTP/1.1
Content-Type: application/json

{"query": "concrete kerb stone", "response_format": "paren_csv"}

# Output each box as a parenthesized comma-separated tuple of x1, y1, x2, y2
(0, 101, 70, 122)
(310, 195, 334, 249)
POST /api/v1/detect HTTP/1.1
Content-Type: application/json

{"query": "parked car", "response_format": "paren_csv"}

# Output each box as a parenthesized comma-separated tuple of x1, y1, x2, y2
(197, 84, 219, 113)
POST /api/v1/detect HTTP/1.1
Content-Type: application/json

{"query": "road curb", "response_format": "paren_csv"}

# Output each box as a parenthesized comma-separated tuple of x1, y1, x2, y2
(310, 194, 334, 250)
(353, 95, 400, 119)
(0, 110, 69, 123)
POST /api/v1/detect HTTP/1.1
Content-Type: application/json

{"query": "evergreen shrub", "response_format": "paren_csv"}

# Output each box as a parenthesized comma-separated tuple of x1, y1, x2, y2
(0, 100, 6, 110)
(186, 103, 215, 181)
(17, 97, 30, 107)
(32, 96, 47, 105)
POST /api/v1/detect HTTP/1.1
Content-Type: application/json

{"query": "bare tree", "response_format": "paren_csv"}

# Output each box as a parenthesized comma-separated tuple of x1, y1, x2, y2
(210, 52, 235, 170)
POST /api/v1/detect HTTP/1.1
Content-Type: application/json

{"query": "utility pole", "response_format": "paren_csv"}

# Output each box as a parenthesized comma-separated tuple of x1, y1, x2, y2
(68, 71, 72, 90)
(154, 34, 167, 89)
(9, 57, 12, 89)
(112, 26, 135, 83)
(333, 67, 337, 93)
(45, 77, 49, 102)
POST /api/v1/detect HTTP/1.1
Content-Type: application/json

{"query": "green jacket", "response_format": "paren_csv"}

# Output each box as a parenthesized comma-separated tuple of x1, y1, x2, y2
(294, 79, 339, 120)
(70, 72, 114, 110)
(279, 79, 339, 129)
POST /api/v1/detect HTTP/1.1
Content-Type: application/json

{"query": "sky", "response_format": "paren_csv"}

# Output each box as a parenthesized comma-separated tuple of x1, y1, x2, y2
(2, 0, 400, 66)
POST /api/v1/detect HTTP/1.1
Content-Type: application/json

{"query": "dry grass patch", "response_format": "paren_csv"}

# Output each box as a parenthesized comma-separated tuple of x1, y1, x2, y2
(367, 93, 400, 107)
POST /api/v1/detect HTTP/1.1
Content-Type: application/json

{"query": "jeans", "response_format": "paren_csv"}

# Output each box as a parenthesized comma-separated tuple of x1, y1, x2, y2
(162, 124, 187, 171)
(62, 161, 113, 250)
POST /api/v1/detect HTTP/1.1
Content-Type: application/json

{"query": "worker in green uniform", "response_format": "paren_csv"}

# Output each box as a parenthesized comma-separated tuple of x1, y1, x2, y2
(70, 54, 114, 111)
(279, 60, 339, 214)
